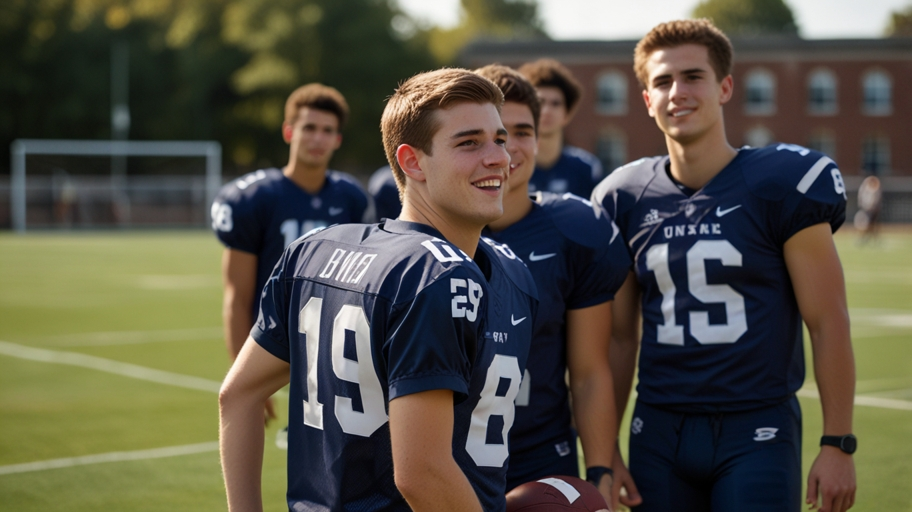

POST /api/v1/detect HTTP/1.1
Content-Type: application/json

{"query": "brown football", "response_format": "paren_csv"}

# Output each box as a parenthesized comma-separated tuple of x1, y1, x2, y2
(506, 475, 610, 511)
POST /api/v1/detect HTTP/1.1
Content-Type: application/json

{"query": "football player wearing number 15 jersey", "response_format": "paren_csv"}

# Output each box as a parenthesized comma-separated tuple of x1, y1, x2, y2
(219, 68, 537, 512)
(592, 20, 856, 512)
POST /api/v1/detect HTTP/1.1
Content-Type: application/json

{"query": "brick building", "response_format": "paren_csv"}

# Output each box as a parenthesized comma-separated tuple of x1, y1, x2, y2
(461, 36, 912, 199)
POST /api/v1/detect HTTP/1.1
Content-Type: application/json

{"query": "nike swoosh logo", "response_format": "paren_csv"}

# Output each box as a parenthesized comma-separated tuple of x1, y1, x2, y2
(528, 252, 556, 262)
(328, 207, 344, 216)
(511, 315, 526, 326)
(716, 205, 742, 217)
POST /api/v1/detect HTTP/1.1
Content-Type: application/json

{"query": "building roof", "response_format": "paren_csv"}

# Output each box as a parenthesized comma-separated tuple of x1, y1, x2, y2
(461, 36, 912, 66)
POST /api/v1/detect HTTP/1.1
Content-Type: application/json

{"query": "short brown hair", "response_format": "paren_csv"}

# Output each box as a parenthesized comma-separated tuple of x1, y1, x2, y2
(380, 68, 504, 191)
(517, 58, 582, 113)
(474, 64, 541, 134)
(634, 19, 733, 88)
(284, 83, 349, 129)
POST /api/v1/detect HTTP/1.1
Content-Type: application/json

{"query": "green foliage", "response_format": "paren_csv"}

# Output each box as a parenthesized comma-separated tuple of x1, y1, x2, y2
(885, 5, 912, 37)
(428, 0, 547, 64)
(0, 0, 437, 177)
(692, 0, 800, 36)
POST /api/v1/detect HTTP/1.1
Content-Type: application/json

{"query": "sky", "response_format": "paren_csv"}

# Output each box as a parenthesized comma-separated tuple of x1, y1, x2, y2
(396, 0, 910, 40)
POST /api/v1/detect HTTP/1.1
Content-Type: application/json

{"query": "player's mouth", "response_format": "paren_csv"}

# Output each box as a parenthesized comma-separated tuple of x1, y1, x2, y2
(473, 177, 503, 191)
(670, 108, 695, 117)
(509, 162, 522, 174)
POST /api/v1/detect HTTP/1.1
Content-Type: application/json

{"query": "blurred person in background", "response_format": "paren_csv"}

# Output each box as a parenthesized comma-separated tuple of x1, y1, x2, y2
(368, 164, 402, 220)
(518, 58, 604, 199)
(210, 83, 373, 424)
(854, 174, 882, 244)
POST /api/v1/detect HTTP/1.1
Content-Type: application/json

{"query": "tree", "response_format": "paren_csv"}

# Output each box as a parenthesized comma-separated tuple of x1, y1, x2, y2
(427, 0, 547, 64)
(691, 0, 799, 36)
(0, 0, 437, 176)
(885, 5, 912, 37)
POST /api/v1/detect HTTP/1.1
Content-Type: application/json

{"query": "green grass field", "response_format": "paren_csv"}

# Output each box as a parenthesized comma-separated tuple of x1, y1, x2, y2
(0, 229, 910, 511)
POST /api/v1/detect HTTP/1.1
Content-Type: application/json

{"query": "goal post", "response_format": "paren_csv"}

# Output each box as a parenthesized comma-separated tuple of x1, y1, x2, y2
(10, 139, 221, 232)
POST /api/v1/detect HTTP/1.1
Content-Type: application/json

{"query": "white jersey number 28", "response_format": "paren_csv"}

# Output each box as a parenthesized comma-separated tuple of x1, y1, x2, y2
(645, 240, 748, 345)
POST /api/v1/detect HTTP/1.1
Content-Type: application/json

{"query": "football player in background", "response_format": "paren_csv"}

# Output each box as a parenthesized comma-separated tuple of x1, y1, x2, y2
(368, 164, 402, 220)
(476, 64, 631, 507)
(592, 19, 856, 512)
(219, 68, 537, 512)
(518, 58, 604, 199)
(210, 84, 373, 421)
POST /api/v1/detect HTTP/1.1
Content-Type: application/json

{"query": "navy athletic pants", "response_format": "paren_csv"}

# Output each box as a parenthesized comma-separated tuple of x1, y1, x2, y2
(628, 396, 802, 512)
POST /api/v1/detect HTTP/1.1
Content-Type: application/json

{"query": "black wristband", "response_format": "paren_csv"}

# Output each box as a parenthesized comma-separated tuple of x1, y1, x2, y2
(586, 466, 614, 486)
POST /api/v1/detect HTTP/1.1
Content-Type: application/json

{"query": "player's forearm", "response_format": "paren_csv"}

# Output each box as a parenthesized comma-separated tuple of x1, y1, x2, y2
(609, 334, 638, 420)
(572, 368, 618, 468)
(223, 293, 254, 359)
(395, 460, 483, 512)
(219, 385, 266, 511)
(809, 315, 855, 436)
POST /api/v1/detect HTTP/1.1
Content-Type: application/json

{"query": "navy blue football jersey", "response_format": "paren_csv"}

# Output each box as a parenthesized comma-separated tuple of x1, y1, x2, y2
(592, 144, 847, 412)
(368, 165, 402, 220)
(483, 192, 631, 453)
(252, 220, 536, 511)
(530, 146, 604, 199)
(211, 168, 374, 316)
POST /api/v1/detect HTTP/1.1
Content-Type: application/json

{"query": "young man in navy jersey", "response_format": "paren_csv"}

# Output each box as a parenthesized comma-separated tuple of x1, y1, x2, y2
(219, 68, 537, 512)
(592, 19, 856, 512)
(211, 84, 373, 421)
(367, 165, 402, 220)
(518, 59, 604, 199)
(476, 65, 630, 506)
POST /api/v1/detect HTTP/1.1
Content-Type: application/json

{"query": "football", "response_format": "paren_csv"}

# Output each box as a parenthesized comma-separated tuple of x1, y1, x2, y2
(506, 475, 610, 511)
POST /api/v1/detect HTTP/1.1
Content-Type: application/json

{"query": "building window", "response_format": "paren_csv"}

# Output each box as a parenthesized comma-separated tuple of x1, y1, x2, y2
(807, 69, 837, 115)
(862, 136, 890, 175)
(596, 71, 628, 115)
(596, 129, 627, 172)
(863, 70, 892, 115)
(745, 126, 774, 148)
(808, 131, 836, 159)
(744, 68, 776, 115)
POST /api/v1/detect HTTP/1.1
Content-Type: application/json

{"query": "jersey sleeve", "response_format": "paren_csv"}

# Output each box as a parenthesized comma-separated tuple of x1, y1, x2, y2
(250, 247, 293, 362)
(565, 207, 632, 309)
(210, 183, 264, 255)
(777, 153, 847, 243)
(385, 267, 481, 402)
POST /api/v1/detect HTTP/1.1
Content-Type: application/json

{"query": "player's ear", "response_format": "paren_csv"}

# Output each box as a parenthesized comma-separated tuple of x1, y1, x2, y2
(642, 89, 656, 118)
(282, 123, 293, 143)
(719, 75, 734, 105)
(396, 144, 426, 182)
(332, 133, 342, 150)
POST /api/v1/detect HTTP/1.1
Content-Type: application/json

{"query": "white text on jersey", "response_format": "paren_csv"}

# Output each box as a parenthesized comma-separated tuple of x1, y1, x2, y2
(451, 278, 482, 322)
(663, 223, 723, 239)
(319, 249, 377, 285)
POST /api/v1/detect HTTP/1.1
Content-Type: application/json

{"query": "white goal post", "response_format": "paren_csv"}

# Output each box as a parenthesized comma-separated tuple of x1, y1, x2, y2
(10, 139, 221, 232)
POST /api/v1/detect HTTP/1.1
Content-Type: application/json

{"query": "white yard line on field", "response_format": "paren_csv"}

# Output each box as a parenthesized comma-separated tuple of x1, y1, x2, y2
(797, 387, 912, 411)
(0, 441, 220, 476)
(39, 327, 223, 347)
(0, 340, 223, 393)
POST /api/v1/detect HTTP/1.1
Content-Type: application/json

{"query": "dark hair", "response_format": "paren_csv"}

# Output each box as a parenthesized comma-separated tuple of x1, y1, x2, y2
(380, 68, 504, 191)
(634, 19, 733, 88)
(474, 64, 541, 134)
(284, 83, 349, 129)
(517, 58, 582, 113)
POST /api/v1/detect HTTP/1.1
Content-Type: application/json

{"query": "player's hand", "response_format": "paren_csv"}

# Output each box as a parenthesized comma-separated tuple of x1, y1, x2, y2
(806, 446, 855, 512)
(595, 473, 614, 511)
(264, 396, 278, 425)
(611, 449, 642, 510)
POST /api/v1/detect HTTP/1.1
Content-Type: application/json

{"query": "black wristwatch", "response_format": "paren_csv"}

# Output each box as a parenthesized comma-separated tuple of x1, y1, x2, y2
(820, 434, 857, 454)
(586, 466, 614, 487)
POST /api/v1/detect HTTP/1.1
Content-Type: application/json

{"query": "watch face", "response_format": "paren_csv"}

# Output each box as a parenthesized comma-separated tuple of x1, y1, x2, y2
(841, 435, 857, 454)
